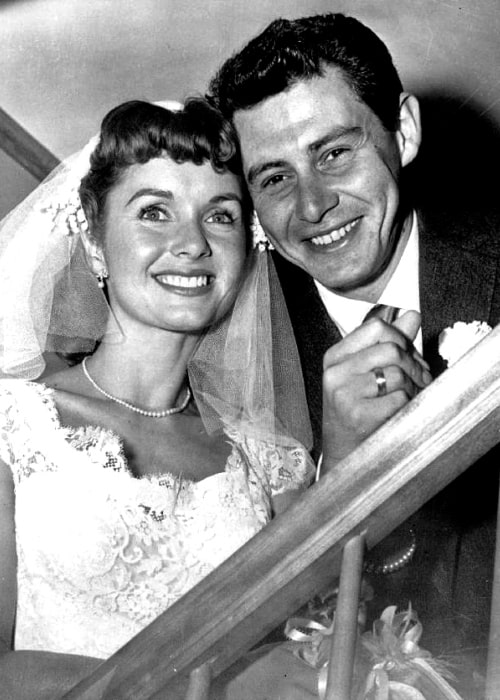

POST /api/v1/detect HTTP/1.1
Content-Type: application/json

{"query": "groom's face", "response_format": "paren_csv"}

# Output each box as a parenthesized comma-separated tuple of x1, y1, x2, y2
(235, 66, 416, 299)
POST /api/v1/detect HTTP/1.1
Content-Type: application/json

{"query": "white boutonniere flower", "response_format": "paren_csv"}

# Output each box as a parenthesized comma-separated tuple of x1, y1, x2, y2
(438, 320, 492, 367)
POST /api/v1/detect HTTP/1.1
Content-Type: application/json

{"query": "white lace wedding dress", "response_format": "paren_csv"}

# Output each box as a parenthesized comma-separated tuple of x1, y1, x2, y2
(0, 379, 314, 659)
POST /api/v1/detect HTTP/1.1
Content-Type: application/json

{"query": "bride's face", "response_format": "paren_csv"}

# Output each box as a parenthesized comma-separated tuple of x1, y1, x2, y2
(95, 156, 248, 335)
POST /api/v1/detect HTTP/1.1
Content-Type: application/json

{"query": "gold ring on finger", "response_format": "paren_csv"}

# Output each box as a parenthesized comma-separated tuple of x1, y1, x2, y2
(373, 367, 387, 397)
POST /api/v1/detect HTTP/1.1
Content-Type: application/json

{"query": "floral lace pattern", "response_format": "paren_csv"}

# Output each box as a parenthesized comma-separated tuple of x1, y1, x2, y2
(0, 379, 314, 659)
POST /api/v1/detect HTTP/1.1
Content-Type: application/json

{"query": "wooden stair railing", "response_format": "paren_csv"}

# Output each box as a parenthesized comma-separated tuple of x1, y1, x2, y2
(486, 488, 500, 699)
(0, 106, 59, 180)
(59, 322, 500, 700)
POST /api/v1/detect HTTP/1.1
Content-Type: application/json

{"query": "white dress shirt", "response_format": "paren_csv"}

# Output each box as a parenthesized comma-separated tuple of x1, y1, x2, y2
(314, 212, 422, 352)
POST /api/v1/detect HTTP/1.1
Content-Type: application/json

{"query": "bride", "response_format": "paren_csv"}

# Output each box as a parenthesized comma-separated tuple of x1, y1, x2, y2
(0, 98, 317, 698)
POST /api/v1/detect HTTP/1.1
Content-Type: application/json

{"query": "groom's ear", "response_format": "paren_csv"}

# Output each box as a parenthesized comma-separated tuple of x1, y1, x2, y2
(396, 93, 422, 168)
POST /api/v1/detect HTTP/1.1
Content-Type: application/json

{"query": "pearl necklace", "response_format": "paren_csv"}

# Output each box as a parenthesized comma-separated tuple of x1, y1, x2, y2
(81, 356, 191, 418)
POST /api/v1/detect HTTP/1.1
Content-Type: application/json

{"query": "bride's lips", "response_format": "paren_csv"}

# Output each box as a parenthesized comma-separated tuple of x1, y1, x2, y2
(308, 216, 362, 248)
(153, 270, 214, 296)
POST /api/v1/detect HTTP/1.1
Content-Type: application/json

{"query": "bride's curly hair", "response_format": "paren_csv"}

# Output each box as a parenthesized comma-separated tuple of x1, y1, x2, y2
(79, 97, 251, 242)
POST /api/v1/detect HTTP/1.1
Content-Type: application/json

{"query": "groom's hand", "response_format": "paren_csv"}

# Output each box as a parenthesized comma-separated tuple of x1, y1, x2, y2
(321, 311, 432, 469)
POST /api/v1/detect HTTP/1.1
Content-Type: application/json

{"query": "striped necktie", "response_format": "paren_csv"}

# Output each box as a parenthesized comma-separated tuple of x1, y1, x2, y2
(363, 303, 399, 324)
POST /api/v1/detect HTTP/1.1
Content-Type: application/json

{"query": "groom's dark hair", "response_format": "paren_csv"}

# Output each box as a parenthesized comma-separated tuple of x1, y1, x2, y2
(209, 13, 404, 131)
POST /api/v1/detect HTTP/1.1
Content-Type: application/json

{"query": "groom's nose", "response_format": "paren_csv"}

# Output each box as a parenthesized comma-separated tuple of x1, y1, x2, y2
(295, 171, 340, 223)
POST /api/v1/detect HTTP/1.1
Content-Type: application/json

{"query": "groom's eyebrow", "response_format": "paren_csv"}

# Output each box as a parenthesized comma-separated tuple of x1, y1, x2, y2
(308, 126, 363, 153)
(126, 188, 173, 205)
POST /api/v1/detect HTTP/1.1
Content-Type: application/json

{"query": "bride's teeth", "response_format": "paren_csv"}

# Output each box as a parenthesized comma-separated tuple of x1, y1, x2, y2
(311, 219, 357, 246)
(159, 275, 209, 288)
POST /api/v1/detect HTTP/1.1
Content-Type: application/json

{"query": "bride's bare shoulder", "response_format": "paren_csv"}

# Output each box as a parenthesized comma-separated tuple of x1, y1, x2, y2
(38, 361, 95, 412)
(37, 362, 104, 429)
(39, 364, 85, 393)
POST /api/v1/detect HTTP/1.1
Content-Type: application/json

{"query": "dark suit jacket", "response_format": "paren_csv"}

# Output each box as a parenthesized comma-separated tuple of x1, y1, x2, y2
(274, 208, 500, 660)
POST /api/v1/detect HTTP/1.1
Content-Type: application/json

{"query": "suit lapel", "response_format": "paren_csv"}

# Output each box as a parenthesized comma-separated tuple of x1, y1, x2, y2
(419, 212, 498, 377)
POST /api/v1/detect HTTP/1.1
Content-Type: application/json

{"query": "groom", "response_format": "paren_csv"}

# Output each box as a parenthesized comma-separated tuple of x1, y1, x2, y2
(210, 12, 500, 660)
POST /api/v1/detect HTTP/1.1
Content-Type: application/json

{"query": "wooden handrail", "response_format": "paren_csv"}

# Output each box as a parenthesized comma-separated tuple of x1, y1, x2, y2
(486, 481, 500, 698)
(0, 107, 59, 180)
(63, 324, 500, 700)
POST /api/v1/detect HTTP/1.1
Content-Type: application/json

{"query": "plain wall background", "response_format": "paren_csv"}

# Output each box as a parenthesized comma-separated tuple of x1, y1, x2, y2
(0, 0, 499, 216)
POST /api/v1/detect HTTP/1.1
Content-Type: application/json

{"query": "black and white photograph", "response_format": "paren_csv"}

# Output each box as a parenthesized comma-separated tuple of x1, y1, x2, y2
(0, 1, 499, 698)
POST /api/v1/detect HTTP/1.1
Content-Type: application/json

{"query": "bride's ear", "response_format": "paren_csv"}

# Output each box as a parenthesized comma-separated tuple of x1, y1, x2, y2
(80, 231, 108, 284)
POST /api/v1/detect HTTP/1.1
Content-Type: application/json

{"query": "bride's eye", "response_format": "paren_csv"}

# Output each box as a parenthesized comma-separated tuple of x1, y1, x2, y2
(140, 205, 168, 222)
(206, 210, 235, 225)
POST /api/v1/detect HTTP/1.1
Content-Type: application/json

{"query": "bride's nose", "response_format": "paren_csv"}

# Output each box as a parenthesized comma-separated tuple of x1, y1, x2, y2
(169, 220, 210, 258)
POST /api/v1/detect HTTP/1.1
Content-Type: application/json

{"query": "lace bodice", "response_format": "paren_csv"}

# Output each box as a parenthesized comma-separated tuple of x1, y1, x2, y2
(0, 379, 314, 659)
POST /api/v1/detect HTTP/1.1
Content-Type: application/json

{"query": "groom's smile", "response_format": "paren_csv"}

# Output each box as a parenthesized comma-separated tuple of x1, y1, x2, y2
(309, 216, 362, 247)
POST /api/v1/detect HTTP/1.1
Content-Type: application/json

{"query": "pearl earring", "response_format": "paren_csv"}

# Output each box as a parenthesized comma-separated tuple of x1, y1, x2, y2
(96, 269, 108, 288)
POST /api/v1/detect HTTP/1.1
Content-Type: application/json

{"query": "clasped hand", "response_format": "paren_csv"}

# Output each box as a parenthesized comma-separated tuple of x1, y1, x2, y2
(322, 310, 432, 465)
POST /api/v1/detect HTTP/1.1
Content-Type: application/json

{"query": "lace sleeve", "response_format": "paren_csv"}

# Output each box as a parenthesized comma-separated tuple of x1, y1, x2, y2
(0, 380, 20, 467)
(229, 427, 315, 498)
(0, 379, 59, 483)
(265, 442, 316, 496)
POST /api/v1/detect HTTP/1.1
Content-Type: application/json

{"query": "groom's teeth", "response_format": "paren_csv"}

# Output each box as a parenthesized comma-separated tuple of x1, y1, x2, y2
(311, 219, 358, 246)
(158, 275, 209, 288)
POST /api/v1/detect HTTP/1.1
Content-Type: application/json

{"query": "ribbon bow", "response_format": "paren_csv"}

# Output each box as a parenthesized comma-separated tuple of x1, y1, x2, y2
(285, 616, 334, 699)
(285, 616, 334, 668)
(361, 606, 464, 700)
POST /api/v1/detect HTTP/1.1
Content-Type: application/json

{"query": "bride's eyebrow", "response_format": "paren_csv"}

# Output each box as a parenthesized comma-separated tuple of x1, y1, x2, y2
(126, 188, 174, 206)
(208, 193, 243, 204)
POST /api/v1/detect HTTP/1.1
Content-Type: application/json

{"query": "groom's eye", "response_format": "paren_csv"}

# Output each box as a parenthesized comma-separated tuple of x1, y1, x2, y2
(262, 173, 289, 189)
(322, 147, 351, 164)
